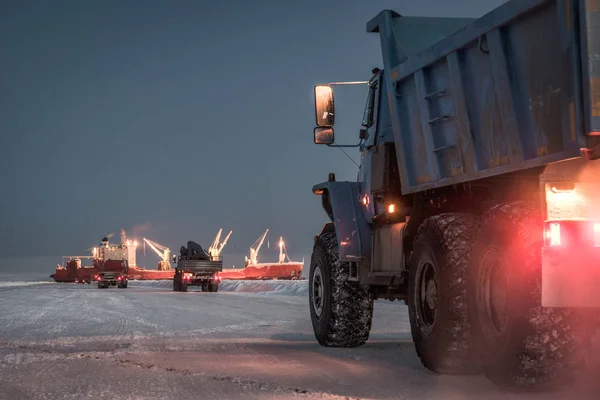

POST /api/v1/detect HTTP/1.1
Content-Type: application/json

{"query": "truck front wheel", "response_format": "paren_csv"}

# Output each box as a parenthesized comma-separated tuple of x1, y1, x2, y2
(468, 202, 587, 390)
(407, 213, 480, 375)
(309, 229, 373, 347)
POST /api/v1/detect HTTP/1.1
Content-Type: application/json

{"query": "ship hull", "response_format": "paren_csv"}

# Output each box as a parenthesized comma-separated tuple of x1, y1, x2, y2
(220, 262, 304, 280)
(127, 267, 175, 280)
(51, 266, 99, 283)
(51, 262, 304, 282)
(51, 266, 175, 282)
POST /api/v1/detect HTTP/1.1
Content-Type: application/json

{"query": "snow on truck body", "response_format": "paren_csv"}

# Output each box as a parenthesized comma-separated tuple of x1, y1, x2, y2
(309, 0, 600, 392)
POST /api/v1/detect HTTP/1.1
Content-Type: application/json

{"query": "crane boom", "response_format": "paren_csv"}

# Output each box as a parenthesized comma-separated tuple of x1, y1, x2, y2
(147, 238, 168, 252)
(208, 228, 223, 253)
(143, 238, 171, 262)
(208, 229, 223, 255)
(247, 229, 269, 266)
(217, 230, 232, 254)
(208, 229, 232, 260)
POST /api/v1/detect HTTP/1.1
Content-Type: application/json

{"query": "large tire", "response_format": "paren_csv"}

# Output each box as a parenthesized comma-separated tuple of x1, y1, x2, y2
(407, 213, 480, 375)
(309, 230, 373, 347)
(173, 270, 181, 292)
(468, 201, 588, 390)
(208, 283, 218, 293)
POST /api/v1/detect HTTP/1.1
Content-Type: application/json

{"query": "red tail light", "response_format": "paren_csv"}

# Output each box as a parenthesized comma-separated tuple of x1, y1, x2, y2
(544, 220, 600, 247)
(545, 222, 561, 246)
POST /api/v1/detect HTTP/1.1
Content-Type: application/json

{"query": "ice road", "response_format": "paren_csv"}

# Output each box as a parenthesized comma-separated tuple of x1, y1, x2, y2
(1, 280, 599, 399)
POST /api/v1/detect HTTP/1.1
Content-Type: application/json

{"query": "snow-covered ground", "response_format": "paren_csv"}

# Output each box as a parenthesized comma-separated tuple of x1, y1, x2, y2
(1, 280, 599, 399)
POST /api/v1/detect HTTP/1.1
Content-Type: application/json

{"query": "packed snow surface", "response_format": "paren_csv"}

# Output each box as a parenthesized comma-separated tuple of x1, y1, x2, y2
(1, 279, 600, 399)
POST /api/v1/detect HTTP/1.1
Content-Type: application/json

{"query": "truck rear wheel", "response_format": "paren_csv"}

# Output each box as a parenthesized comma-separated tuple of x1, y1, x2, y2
(309, 228, 373, 347)
(173, 270, 182, 291)
(407, 213, 480, 375)
(208, 283, 218, 292)
(468, 202, 587, 390)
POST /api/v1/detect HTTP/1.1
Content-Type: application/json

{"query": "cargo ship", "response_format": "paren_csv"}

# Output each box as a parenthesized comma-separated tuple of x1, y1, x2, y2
(220, 229, 304, 280)
(51, 229, 175, 283)
(51, 228, 303, 282)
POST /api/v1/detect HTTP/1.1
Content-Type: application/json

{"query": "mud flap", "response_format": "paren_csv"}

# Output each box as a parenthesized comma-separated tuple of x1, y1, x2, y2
(542, 247, 600, 307)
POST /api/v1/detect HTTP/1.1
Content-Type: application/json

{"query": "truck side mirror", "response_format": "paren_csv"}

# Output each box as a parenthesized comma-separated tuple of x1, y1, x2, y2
(314, 127, 335, 145)
(314, 85, 335, 127)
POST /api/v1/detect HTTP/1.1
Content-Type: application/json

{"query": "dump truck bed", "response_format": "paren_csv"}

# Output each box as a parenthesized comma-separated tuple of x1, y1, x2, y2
(368, 0, 600, 194)
(176, 258, 223, 274)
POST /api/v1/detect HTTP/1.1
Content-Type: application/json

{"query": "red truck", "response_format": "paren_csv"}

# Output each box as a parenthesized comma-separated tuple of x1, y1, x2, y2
(95, 259, 129, 289)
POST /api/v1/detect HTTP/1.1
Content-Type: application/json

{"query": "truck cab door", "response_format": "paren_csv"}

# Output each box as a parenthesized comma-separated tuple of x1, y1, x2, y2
(358, 74, 382, 223)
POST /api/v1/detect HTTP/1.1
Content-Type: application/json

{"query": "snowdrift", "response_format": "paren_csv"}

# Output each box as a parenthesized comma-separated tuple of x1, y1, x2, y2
(128, 279, 308, 296)
(0, 281, 54, 288)
(0, 275, 308, 297)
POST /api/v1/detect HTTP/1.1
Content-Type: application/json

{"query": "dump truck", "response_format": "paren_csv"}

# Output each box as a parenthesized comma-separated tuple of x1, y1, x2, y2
(172, 241, 223, 292)
(309, 0, 600, 391)
(96, 259, 129, 289)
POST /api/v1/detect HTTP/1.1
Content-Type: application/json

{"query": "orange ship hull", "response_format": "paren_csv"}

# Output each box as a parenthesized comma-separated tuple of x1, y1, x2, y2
(220, 262, 304, 280)
(51, 265, 175, 282)
(127, 267, 175, 280)
(51, 262, 303, 282)
(51, 266, 99, 283)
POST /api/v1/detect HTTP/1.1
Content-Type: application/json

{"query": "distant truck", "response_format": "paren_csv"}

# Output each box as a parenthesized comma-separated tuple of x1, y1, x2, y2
(308, 0, 600, 391)
(172, 241, 222, 293)
(96, 259, 129, 289)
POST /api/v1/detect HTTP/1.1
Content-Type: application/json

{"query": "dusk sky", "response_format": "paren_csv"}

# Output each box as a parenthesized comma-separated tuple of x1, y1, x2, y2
(0, 0, 506, 269)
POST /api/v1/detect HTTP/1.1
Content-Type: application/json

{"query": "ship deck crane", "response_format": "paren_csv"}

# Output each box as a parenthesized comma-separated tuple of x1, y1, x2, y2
(278, 237, 293, 264)
(208, 228, 232, 260)
(143, 238, 172, 271)
(245, 229, 269, 266)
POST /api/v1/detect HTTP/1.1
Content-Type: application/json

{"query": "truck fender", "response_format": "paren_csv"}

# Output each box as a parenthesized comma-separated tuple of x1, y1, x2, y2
(312, 181, 372, 261)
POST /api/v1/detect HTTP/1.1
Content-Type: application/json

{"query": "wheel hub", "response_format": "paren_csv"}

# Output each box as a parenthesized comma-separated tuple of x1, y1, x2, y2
(479, 247, 509, 337)
(425, 279, 438, 310)
(417, 261, 438, 335)
(312, 264, 324, 318)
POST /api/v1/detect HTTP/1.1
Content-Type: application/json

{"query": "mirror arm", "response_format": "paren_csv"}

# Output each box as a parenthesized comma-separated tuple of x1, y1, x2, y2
(326, 141, 362, 148)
